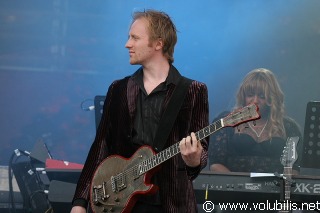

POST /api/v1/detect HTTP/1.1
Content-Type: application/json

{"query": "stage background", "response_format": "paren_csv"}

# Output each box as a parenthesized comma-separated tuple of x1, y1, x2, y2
(0, 0, 319, 165)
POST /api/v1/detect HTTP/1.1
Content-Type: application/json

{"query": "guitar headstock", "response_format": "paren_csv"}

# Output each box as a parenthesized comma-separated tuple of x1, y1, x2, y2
(222, 103, 260, 127)
(281, 136, 300, 167)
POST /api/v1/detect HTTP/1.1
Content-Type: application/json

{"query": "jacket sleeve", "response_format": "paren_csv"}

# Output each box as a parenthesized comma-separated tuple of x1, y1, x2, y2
(71, 81, 118, 208)
(185, 81, 210, 180)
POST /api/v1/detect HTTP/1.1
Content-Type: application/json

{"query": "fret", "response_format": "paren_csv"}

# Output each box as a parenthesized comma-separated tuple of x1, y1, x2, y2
(195, 120, 223, 141)
(203, 126, 210, 137)
(284, 185, 291, 200)
(157, 153, 161, 164)
(137, 163, 143, 175)
(210, 121, 222, 135)
(142, 160, 147, 173)
(152, 155, 157, 166)
(209, 123, 215, 134)
(172, 143, 179, 154)
(198, 130, 205, 141)
(158, 151, 163, 164)
(166, 148, 172, 158)
(147, 158, 152, 170)
(162, 150, 166, 161)
(158, 152, 164, 164)
(195, 132, 200, 141)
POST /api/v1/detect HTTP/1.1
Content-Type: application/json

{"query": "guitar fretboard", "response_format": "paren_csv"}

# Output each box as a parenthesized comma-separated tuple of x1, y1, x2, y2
(137, 119, 224, 175)
(283, 166, 293, 200)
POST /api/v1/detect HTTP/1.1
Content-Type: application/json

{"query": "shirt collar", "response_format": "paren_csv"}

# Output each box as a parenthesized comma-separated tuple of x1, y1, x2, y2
(132, 65, 181, 87)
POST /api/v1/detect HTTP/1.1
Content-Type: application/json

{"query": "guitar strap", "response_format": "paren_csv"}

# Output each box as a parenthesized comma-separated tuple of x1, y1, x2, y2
(153, 77, 193, 152)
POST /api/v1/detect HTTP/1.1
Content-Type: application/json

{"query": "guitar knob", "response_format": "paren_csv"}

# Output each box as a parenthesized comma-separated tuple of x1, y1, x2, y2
(102, 194, 110, 201)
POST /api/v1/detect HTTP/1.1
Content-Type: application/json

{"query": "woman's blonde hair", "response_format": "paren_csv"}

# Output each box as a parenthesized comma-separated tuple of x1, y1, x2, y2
(236, 68, 286, 138)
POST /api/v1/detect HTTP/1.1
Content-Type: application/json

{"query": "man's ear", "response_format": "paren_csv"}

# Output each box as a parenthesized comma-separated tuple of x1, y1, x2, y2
(155, 38, 163, 51)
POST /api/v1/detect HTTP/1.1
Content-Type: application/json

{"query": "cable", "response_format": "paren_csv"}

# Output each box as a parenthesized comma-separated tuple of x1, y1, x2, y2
(8, 152, 17, 213)
(8, 149, 30, 213)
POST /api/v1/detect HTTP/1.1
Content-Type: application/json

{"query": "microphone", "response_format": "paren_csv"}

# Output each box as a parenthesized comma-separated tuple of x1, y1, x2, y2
(80, 98, 95, 111)
(81, 105, 95, 111)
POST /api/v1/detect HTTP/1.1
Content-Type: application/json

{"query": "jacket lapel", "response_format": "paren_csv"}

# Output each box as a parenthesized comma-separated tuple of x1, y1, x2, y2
(127, 77, 139, 121)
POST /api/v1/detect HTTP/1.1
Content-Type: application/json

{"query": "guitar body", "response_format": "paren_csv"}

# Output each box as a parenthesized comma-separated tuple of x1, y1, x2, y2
(90, 146, 159, 213)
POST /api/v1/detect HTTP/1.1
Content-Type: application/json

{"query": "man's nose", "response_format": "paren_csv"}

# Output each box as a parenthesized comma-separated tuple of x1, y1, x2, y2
(125, 41, 130, 48)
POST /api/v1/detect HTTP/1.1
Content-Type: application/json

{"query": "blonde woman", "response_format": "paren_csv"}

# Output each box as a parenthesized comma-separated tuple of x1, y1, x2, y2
(209, 68, 301, 173)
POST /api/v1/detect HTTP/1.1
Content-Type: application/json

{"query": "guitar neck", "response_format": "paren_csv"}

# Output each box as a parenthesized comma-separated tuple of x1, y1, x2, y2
(283, 166, 293, 200)
(137, 103, 259, 175)
(138, 119, 224, 174)
(195, 119, 224, 141)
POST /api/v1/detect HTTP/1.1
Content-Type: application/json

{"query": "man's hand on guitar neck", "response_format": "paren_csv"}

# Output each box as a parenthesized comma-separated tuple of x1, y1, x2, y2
(179, 132, 203, 167)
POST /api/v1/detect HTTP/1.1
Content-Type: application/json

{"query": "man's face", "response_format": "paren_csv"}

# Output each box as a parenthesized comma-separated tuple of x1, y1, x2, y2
(125, 18, 157, 65)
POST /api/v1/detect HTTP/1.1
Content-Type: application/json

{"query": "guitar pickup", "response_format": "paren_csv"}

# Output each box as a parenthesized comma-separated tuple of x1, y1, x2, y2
(111, 173, 127, 192)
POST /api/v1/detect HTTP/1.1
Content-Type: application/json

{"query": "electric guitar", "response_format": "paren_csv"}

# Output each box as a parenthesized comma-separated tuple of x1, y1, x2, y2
(279, 136, 299, 213)
(90, 103, 260, 213)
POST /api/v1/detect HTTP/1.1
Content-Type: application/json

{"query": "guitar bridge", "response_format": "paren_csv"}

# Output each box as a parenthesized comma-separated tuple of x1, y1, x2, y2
(92, 182, 110, 204)
(111, 173, 127, 192)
